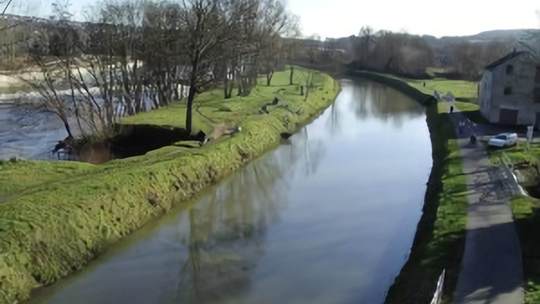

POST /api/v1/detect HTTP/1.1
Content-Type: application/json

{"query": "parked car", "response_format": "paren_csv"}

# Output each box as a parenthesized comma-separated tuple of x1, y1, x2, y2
(488, 133, 518, 148)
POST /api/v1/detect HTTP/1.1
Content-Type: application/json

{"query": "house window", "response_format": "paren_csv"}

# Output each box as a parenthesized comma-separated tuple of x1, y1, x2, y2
(506, 65, 514, 75)
(536, 66, 540, 84)
(504, 86, 513, 95)
(535, 87, 540, 103)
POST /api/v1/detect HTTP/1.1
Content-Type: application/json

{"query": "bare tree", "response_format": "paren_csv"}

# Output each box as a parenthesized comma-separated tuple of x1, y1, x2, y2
(351, 30, 434, 76)
(256, 0, 289, 86)
(450, 41, 509, 80)
(24, 0, 79, 138)
(177, 0, 258, 134)
(1, 0, 13, 15)
(354, 25, 375, 66)
(16, 0, 299, 143)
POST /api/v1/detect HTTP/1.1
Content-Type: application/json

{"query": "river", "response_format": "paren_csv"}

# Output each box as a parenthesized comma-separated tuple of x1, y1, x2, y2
(30, 79, 433, 304)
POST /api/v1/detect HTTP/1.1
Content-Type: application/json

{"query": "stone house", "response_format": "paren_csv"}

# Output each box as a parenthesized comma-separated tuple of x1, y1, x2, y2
(479, 51, 540, 126)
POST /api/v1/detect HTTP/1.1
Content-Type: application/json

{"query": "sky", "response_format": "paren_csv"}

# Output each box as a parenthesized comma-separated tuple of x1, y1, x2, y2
(6, 0, 540, 38)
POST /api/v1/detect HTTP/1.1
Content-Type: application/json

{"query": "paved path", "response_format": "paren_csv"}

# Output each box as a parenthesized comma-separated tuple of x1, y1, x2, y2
(449, 109, 524, 304)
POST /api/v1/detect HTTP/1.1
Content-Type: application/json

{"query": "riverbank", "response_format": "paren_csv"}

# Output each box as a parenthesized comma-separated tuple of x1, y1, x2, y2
(349, 71, 470, 303)
(0, 68, 340, 304)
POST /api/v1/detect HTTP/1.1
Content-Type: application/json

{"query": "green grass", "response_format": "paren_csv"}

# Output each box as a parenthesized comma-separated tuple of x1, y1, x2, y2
(511, 195, 540, 304)
(0, 160, 95, 201)
(404, 77, 486, 124)
(406, 78, 478, 103)
(384, 102, 468, 303)
(120, 72, 322, 133)
(489, 143, 540, 165)
(0, 67, 340, 303)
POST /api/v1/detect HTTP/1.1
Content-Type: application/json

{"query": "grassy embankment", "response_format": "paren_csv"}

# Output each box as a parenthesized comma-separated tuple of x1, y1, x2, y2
(489, 142, 540, 303)
(350, 71, 471, 303)
(356, 71, 483, 123)
(0, 68, 340, 304)
(399, 76, 485, 124)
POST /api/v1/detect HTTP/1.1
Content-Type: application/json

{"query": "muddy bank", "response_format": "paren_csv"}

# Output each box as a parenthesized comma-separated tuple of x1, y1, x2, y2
(75, 125, 201, 164)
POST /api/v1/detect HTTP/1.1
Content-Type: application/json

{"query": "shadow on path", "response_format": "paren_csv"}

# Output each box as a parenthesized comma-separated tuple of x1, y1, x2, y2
(449, 107, 524, 304)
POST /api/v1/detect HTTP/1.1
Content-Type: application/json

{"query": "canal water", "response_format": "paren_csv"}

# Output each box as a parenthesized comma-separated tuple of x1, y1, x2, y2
(30, 79, 433, 304)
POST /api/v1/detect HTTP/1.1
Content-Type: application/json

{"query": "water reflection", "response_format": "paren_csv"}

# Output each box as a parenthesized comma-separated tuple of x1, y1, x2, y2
(30, 79, 432, 304)
(174, 122, 332, 303)
(349, 80, 424, 126)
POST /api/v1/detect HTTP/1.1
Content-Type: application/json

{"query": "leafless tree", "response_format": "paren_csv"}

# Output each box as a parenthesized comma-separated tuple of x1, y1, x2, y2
(280, 14, 301, 85)
(349, 30, 434, 76)
(1, 0, 13, 15)
(24, 0, 80, 138)
(176, 0, 236, 134)
(354, 25, 375, 66)
(176, 0, 289, 134)
(255, 0, 289, 86)
(17, 0, 299, 142)
(450, 41, 509, 80)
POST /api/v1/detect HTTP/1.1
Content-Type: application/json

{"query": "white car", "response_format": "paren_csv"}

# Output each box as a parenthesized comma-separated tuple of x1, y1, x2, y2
(488, 133, 518, 148)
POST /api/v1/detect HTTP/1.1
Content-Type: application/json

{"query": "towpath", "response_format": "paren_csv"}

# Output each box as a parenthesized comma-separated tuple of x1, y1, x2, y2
(449, 108, 524, 304)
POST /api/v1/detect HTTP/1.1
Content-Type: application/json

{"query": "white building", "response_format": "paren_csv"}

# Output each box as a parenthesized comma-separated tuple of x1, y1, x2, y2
(479, 51, 540, 126)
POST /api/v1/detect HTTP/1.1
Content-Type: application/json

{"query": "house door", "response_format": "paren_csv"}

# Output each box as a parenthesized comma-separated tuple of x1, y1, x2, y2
(536, 112, 540, 129)
(499, 108, 518, 125)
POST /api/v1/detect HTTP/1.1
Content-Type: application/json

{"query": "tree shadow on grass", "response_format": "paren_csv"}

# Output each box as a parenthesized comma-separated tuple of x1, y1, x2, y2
(80, 125, 205, 163)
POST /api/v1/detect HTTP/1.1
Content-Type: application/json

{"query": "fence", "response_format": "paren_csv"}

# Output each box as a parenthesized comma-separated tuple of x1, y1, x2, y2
(430, 269, 446, 304)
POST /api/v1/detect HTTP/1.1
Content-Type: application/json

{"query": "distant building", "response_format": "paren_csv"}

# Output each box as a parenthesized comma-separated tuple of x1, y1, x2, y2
(479, 51, 540, 126)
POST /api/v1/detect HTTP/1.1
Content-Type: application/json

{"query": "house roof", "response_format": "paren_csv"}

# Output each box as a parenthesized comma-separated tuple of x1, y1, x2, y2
(485, 51, 528, 70)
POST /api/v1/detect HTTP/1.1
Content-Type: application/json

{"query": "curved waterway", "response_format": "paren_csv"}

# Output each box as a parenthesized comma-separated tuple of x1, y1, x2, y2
(30, 79, 433, 304)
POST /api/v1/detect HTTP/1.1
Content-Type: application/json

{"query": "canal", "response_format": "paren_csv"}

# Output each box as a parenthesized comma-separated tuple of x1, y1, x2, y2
(30, 79, 433, 304)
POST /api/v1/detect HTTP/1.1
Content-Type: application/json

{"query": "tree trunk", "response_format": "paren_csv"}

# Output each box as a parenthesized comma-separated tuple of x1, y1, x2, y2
(57, 113, 73, 138)
(63, 120, 73, 138)
(180, 83, 184, 101)
(228, 69, 235, 98)
(186, 54, 200, 135)
(174, 83, 179, 101)
(224, 74, 230, 99)
(289, 66, 294, 85)
(266, 70, 273, 86)
(186, 84, 196, 135)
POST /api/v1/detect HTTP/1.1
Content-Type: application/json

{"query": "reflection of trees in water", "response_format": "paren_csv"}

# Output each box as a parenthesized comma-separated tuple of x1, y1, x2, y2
(326, 102, 342, 136)
(173, 126, 326, 303)
(349, 80, 424, 127)
(298, 127, 325, 177)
